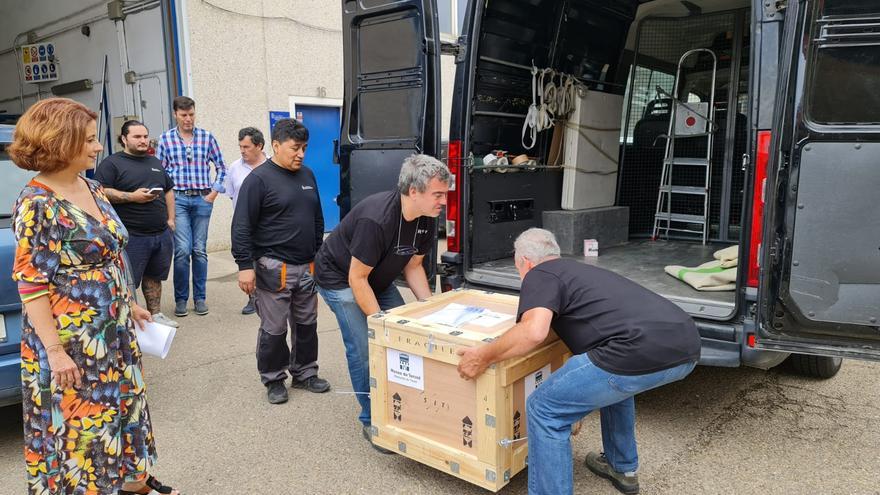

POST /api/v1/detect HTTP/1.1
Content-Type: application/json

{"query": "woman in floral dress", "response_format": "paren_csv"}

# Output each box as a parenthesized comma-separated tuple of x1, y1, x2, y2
(9, 98, 179, 495)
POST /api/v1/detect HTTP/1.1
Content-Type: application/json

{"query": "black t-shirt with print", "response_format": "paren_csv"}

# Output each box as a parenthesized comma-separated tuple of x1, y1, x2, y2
(517, 258, 701, 375)
(94, 152, 174, 235)
(315, 190, 436, 293)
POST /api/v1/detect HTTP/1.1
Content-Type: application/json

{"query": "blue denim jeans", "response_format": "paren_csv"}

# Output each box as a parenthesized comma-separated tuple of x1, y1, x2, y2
(527, 353, 697, 495)
(172, 193, 213, 303)
(317, 284, 405, 426)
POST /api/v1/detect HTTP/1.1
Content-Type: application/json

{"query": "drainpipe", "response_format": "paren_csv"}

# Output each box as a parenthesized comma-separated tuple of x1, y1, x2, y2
(109, 0, 136, 116)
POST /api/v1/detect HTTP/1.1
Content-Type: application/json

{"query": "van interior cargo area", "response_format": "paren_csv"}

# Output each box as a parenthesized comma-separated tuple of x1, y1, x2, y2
(468, 240, 735, 318)
(463, 0, 752, 318)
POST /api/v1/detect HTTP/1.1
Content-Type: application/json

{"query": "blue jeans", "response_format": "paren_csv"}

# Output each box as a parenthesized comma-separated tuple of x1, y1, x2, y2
(527, 353, 697, 495)
(172, 193, 213, 303)
(317, 284, 405, 426)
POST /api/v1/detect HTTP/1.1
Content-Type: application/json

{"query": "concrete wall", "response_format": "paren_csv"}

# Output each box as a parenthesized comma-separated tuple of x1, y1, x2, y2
(186, 0, 455, 252)
(440, 53, 455, 144)
(183, 0, 343, 251)
(0, 1, 170, 148)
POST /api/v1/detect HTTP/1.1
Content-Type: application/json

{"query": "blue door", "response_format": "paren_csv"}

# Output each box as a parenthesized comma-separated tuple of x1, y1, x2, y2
(296, 104, 341, 231)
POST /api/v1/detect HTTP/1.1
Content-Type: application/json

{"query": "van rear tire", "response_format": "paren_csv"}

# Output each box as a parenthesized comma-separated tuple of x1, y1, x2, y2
(786, 354, 842, 379)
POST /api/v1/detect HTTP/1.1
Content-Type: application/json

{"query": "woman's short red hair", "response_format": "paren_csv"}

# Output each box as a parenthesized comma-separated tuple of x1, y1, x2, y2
(8, 98, 98, 173)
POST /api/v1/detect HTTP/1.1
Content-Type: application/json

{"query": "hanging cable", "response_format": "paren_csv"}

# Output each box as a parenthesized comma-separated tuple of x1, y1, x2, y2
(522, 66, 591, 149)
(521, 64, 540, 149)
(542, 69, 558, 120)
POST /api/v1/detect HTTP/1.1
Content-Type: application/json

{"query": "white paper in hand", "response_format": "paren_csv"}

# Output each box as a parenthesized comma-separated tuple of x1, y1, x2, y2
(136, 321, 177, 359)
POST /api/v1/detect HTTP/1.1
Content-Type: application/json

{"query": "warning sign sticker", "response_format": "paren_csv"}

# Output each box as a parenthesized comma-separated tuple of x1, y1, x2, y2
(387, 348, 425, 391)
(524, 363, 552, 402)
(20, 43, 59, 84)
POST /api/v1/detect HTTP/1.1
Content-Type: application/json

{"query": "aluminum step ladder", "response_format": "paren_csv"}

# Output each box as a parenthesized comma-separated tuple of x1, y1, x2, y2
(652, 48, 717, 245)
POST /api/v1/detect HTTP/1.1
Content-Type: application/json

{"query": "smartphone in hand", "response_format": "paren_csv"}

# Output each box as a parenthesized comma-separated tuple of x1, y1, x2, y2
(148, 187, 164, 196)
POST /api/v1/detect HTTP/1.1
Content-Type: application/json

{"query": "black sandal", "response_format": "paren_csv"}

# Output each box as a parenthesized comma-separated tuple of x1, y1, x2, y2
(118, 475, 180, 494)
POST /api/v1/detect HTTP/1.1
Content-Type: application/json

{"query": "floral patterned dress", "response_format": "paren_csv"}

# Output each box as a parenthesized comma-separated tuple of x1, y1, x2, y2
(12, 178, 157, 495)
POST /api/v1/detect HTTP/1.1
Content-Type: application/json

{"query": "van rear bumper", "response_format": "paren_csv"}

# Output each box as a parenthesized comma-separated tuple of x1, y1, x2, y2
(699, 337, 789, 369)
(698, 319, 789, 370)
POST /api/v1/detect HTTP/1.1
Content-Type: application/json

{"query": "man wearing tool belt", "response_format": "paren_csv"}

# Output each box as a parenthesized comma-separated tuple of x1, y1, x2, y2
(314, 154, 450, 452)
(457, 228, 700, 495)
(232, 118, 331, 404)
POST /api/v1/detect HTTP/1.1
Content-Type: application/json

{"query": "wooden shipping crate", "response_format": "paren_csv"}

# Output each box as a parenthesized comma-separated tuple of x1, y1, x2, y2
(367, 289, 570, 491)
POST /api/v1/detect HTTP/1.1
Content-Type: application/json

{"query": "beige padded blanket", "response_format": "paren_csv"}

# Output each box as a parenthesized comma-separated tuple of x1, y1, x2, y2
(664, 246, 739, 291)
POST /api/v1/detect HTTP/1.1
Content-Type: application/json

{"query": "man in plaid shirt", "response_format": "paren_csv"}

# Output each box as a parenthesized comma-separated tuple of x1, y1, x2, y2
(156, 96, 227, 317)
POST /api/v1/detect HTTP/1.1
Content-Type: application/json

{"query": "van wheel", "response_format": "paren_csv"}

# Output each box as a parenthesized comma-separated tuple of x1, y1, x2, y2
(786, 354, 843, 379)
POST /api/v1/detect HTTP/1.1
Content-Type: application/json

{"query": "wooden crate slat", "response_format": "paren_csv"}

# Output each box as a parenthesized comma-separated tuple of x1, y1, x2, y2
(371, 425, 504, 491)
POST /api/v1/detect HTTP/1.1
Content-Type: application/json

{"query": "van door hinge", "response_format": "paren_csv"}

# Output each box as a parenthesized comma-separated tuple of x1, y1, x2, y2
(768, 238, 780, 265)
(443, 36, 468, 63)
(764, 0, 787, 19)
(741, 153, 750, 171)
(441, 41, 461, 57)
(436, 263, 451, 277)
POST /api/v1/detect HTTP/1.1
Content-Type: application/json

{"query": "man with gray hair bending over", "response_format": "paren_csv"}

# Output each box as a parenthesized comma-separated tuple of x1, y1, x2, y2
(458, 228, 701, 495)
(314, 154, 450, 453)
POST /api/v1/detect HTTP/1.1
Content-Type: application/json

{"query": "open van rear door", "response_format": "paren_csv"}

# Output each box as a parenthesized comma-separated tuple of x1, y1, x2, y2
(756, 0, 880, 360)
(338, 0, 442, 216)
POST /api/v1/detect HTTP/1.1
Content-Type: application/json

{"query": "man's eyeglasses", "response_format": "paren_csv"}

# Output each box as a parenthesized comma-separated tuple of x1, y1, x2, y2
(393, 215, 420, 257)
(393, 245, 418, 256)
(185, 145, 193, 163)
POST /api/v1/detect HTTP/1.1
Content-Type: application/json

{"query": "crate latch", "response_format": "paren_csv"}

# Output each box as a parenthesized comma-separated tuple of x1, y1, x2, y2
(485, 469, 496, 482)
(499, 437, 528, 448)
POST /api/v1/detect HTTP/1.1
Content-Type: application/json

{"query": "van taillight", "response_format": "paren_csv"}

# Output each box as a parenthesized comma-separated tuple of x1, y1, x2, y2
(445, 140, 462, 253)
(748, 131, 771, 287)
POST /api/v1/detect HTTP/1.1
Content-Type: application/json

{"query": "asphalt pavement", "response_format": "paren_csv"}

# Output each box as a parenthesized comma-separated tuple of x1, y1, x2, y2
(0, 251, 878, 494)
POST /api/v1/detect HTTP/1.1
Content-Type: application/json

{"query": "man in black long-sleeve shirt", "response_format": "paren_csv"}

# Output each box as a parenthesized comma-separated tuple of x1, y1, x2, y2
(231, 118, 330, 404)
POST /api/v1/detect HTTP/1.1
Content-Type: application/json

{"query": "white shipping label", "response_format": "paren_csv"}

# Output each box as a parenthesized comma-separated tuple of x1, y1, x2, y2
(387, 348, 425, 391)
(524, 364, 552, 402)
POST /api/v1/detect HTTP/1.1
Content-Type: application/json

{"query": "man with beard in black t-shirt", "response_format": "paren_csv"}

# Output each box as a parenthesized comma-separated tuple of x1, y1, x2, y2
(314, 154, 450, 453)
(95, 120, 177, 328)
(457, 228, 701, 495)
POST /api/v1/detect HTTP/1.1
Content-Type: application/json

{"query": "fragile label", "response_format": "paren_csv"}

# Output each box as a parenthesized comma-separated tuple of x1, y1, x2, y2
(387, 348, 425, 391)
(524, 364, 552, 402)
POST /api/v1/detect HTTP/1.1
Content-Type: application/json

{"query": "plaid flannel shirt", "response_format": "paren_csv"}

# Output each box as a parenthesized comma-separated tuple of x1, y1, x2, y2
(156, 127, 227, 192)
